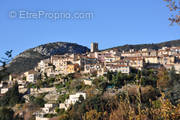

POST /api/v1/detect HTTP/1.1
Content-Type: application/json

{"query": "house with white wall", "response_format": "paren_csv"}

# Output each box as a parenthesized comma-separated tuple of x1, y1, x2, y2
(59, 92, 86, 110)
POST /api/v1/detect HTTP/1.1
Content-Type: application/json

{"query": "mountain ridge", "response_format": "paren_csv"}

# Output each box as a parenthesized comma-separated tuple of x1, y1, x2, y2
(102, 39, 180, 51)
(7, 42, 90, 74)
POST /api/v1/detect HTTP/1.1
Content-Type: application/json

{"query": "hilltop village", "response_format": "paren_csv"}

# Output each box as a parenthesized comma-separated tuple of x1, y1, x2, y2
(2, 43, 180, 120)
(13, 43, 180, 82)
(12, 42, 180, 79)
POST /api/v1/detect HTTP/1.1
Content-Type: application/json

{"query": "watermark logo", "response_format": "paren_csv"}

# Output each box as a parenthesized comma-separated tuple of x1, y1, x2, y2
(8, 10, 94, 20)
(9, 11, 18, 18)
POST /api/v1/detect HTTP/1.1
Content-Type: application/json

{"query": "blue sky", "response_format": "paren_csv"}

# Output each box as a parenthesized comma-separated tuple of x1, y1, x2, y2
(0, 0, 180, 58)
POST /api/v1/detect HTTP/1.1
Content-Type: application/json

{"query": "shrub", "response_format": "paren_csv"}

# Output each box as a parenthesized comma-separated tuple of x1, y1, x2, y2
(0, 83, 24, 107)
(0, 107, 14, 120)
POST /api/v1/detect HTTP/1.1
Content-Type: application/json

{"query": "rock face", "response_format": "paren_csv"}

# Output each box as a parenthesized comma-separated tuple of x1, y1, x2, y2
(7, 42, 90, 74)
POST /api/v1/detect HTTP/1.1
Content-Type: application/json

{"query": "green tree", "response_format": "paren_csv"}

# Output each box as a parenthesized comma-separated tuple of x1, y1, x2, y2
(98, 81, 108, 91)
(29, 95, 46, 107)
(0, 50, 12, 82)
(112, 72, 126, 88)
(0, 82, 23, 106)
(79, 95, 85, 103)
(0, 107, 14, 120)
(106, 71, 113, 81)
(58, 94, 69, 103)
(169, 66, 178, 85)
(34, 97, 46, 107)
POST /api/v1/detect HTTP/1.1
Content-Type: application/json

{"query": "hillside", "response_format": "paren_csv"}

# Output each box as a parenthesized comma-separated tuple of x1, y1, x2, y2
(104, 39, 180, 51)
(7, 42, 90, 74)
(5, 39, 180, 74)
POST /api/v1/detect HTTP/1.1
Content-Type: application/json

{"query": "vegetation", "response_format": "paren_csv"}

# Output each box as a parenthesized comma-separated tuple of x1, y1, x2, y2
(0, 107, 23, 120)
(55, 67, 180, 120)
(0, 107, 14, 120)
(2, 51, 180, 119)
(0, 50, 12, 82)
(29, 94, 46, 107)
(0, 83, 24, 107)
(58, 94, 69, 103)
(0, 51, 23, 120)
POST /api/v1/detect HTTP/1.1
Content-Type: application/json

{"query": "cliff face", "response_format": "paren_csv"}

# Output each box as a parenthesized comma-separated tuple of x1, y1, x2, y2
(7, 42, 90, 74)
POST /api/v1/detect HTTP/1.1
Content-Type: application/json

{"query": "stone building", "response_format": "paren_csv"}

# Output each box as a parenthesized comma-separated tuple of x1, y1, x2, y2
(91, 42, 98, 53)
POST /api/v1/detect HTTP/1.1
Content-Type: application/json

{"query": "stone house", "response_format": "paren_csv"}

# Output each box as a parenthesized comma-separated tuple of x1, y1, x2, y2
(145, 56, 159, 64)
(83, 79, 92, 86)
(124, 57, 144, 70)
(84, 63, 103, 74)
(59, 92, 86, 110)
(105, 64, 130, 74)
(24, 70, 40, 83)
(67, 63, 80, 74)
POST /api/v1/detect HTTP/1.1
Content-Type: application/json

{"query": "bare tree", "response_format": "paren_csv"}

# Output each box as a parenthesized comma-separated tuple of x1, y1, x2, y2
(164, 0, 180, 25)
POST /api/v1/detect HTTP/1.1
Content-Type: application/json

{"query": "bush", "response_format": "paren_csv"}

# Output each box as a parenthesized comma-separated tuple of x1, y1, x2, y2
(0, 83, 24, 107)
(29, 95, 46, 107)
(0, 107, 14, 120)
(58, 94, 69, 103)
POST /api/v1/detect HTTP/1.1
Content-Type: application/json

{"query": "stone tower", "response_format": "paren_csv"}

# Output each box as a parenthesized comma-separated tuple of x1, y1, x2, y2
(91, 42, 98, 52)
